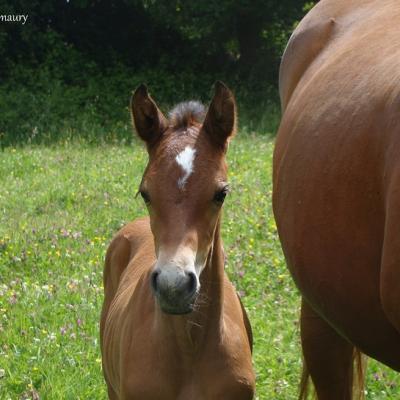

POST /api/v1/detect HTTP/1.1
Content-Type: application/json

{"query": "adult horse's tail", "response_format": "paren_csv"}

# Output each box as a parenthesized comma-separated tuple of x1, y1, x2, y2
(298, 349, 366, 400)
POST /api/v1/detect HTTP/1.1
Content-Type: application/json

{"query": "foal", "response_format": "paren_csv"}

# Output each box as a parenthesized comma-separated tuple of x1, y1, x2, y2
(100, 82, 255, 399)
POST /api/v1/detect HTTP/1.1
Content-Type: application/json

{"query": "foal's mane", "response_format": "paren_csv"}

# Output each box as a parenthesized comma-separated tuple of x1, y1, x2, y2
(169, 101, 206, 129)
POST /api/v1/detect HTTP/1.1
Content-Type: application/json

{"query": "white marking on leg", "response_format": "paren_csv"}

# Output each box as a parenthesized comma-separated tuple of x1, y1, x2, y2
(175, 146, 196, 188)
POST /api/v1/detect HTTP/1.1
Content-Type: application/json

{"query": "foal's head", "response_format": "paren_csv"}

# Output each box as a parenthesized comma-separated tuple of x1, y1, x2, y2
(131, 82, 236, 315)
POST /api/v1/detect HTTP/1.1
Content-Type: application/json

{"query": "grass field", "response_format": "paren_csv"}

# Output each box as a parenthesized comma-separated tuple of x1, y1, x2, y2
(1, 135, 399, 399)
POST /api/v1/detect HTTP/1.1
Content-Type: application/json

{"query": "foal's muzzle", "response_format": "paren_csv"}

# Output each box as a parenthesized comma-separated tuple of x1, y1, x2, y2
(151, 267, 198, 314)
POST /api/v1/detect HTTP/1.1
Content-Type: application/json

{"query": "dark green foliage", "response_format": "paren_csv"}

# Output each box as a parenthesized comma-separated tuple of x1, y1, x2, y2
(0, 0, 315, 146)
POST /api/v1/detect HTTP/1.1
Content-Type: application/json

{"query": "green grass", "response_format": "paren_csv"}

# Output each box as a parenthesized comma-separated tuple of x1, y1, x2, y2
(0, 136, 399, 399)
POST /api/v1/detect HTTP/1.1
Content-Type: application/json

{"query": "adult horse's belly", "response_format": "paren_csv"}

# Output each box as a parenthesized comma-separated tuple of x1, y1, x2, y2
(274, 133, 400, 369)
(273, 0, 400, 370)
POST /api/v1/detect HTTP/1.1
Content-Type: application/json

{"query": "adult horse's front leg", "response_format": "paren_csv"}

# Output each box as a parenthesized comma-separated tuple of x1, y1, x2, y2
(300, 299, 363, 400)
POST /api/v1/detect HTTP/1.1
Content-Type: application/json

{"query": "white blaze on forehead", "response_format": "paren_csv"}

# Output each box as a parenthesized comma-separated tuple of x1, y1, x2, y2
(175, 146, 196, 188)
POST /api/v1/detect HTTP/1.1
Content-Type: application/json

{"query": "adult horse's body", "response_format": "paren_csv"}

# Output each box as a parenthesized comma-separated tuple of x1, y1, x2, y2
(100, 83, 255, 399)
(273, 0, 400, 398)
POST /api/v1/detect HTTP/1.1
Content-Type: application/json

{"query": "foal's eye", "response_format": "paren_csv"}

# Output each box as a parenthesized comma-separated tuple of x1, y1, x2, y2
(140, 190, 150, 204)
(213, 187, 229, 204)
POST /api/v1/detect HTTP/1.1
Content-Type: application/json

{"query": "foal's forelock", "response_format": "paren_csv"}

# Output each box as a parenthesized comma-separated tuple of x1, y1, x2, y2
(168, 101, 206, 130)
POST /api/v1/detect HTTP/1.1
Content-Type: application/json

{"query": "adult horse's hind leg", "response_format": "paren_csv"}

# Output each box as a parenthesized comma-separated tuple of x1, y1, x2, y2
(380, 186, 400, 336)
(106, 386, 118, 400)
(299, 299, 362, 400)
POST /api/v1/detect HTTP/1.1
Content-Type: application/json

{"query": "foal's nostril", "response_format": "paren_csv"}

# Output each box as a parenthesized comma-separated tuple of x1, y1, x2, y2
(187, 271, 197, 295)
(150, 270, 159, 293)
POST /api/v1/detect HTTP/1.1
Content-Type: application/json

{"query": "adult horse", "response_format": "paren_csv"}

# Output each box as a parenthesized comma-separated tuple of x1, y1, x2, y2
(273, 0, 400, 398)
(100, 82, 255, 399)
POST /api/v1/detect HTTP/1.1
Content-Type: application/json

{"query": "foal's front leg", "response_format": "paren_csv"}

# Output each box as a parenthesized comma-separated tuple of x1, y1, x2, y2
(300, 299, 357, 400)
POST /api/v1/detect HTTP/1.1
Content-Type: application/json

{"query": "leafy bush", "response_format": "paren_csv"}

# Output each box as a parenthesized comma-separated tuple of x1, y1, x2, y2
(0, 59, 280, 147)
(0, 0, 312, 146)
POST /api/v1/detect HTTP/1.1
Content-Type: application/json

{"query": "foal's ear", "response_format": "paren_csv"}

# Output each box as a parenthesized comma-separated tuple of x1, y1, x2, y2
(130, 84, 168, 146)
(203, 81, 236, 149)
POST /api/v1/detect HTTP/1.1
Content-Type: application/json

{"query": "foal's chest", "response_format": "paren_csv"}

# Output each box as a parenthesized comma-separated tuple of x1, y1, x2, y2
(123, 367, 254, 400)
(121, 343, 254, 400)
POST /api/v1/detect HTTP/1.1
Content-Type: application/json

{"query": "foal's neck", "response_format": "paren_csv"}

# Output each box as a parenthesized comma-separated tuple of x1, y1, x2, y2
(198, 221, 225, 322)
